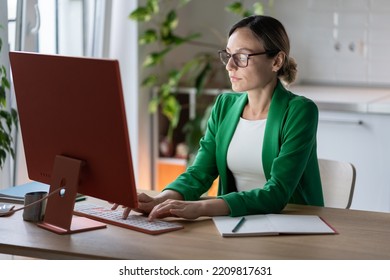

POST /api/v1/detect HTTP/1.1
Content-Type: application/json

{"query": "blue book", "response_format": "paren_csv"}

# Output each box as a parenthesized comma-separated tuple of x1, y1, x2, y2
(0, 181, 49, 203)
(0, 181, 86, 203)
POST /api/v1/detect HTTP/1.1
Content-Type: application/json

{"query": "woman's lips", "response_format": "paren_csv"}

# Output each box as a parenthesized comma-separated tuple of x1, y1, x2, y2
(230, 76, 241, 82)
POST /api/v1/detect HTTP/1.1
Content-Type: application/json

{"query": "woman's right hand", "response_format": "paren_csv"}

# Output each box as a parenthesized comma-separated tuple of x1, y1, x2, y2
(133, 192, 159, 214)
(115, 192, 156, 219)
(117, 190, 183, 219)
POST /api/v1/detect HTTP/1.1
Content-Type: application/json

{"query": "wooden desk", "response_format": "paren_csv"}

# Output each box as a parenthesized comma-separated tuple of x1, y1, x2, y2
(1, 198, 390, 259)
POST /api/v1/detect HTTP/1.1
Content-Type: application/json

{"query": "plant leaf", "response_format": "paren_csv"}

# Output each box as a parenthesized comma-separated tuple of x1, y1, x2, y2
(167, 70, 182, 87)
(142, 75, 158, 87)
(0, 87, 5, 106)
(128, 7, 153, 22)
(252, 2, 264, 15)
(165, 10, 178, 31)
(0, 110, 12, 131)
(142, 49, 170, 67)
(139, 29, 158, 45)
(195, 62, 212, 94)
(179, 0, 191, 7)
(0, 149, 6, 169)
(148, 96, 159, 113)
(225, 2, 244, 16)
(162, 95, 181, 127)
(2, 75, 10, 89)
(160, 83, 173, 97)
(147, 0, 159, 14)
(11, 108, 18, 127)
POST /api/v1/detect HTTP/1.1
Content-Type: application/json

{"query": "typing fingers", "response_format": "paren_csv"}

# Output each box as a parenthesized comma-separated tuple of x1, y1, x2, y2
(111, 203, 120, 210)
(122, 207, 131, 219)
(110, 203, 132, 219)
(148, 200, 180, 221)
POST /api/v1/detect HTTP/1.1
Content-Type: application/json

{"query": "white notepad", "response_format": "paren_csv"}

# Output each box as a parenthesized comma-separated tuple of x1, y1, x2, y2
(213, 214, 337, 237)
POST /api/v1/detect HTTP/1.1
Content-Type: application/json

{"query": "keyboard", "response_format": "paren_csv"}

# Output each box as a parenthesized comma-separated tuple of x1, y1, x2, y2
(74, 204, 184, 235)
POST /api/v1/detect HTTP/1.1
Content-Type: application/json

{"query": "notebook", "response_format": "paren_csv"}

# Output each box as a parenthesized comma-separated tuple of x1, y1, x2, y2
(213, 214, 337, 237)
(0, 182, 49, 203)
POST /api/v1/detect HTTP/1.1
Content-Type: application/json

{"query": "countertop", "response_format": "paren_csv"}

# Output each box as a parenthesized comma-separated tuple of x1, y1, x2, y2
(186, 85, 390, 114)
(290, 85, 390, 114)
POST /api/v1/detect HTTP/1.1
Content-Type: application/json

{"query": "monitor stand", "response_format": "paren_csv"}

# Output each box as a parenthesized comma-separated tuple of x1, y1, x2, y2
(37, 155, 107, 234)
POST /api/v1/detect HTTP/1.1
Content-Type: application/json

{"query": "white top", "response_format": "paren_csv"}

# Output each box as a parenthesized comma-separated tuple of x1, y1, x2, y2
(227, 118, 267, 192)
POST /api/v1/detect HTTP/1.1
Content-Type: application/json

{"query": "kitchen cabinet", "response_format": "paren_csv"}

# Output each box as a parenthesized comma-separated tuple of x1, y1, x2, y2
(291, 85, 390, 212)
(317, 110, 390, 212)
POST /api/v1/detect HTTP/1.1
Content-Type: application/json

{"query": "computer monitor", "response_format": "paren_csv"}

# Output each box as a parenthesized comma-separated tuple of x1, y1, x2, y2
(9, 51, 138, 234)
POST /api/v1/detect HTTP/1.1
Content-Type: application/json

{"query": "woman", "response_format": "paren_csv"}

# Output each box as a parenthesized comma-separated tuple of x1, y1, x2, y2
(132, 15, 323, 220)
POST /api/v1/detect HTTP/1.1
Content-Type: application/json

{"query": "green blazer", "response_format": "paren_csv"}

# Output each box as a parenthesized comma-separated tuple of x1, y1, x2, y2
(165, 80, 324, 216)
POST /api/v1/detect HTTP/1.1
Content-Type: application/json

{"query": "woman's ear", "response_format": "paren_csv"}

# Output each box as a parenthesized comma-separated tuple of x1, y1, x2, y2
(272, 52, 285, 72)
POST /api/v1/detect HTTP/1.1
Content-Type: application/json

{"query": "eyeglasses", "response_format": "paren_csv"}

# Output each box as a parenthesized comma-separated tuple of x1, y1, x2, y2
(218, 49, 277, 68)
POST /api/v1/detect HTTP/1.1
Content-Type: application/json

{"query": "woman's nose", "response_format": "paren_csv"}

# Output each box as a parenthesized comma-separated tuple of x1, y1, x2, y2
(225, 57, 237, 71)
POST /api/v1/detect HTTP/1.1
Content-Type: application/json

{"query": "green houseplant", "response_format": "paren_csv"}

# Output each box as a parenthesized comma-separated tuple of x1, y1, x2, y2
(129, 0, 222, 147)
(0, 24, 18, 169)
(129, 0, 270, 161)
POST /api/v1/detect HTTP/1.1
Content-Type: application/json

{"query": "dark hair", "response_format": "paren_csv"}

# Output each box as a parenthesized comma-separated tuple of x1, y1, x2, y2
(229, 15, 297, 84)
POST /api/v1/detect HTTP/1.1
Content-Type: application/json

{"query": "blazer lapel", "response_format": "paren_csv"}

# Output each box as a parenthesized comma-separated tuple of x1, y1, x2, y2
(262, 81, 291, 179)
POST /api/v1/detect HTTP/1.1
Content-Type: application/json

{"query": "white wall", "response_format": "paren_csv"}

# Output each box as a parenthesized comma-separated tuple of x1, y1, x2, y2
(155, 0, 390, 87)
(273, 0, 390, 86)
(109, 0, 153, 190)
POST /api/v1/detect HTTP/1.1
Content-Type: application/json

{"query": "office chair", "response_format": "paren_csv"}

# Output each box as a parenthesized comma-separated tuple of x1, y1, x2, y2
(318, 158, 356, 209)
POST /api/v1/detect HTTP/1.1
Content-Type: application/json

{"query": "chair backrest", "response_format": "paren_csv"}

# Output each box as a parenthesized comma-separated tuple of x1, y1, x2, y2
(318, 158, 356, 209)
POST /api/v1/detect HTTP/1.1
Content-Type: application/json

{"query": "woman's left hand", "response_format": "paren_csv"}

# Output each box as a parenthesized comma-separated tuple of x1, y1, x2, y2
(148, 199, 204, 221)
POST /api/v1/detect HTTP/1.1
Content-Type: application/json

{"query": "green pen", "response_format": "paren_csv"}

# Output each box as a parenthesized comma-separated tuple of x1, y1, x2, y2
(75, 195, 86, 202)
(232, 217, 246, 233)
